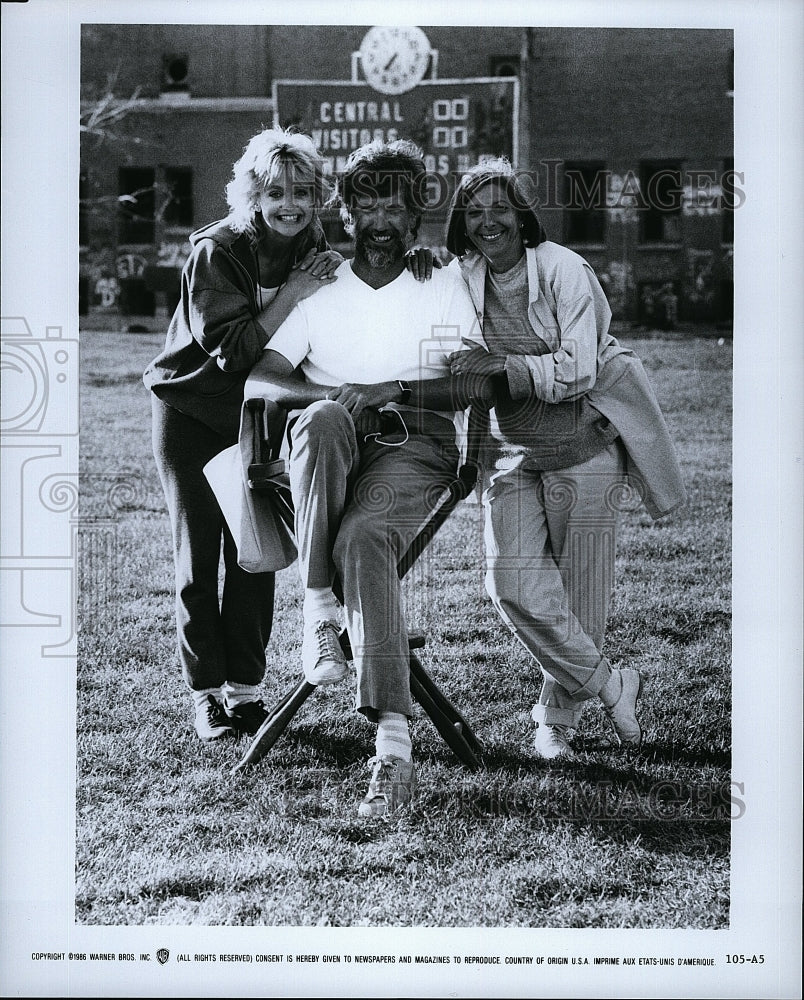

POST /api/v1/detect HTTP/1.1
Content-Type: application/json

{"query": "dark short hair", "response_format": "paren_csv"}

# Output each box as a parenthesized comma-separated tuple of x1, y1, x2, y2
(445, 158, 547, 257)
(338, 139, 428, 239)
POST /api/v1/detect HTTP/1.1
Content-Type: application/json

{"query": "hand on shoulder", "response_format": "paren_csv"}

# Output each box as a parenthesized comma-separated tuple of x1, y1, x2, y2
(283, 249, 342, 304)
(296, 248, 344, 277)
(404, 246, 444, 282)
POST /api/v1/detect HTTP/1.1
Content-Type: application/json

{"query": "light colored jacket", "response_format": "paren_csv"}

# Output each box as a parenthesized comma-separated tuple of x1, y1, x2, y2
(451, 245, 687, 519)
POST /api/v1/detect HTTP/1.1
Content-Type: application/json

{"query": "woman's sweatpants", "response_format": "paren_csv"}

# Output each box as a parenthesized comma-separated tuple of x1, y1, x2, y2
(151, 395, 275, 692)
(483, 440, 627, 728)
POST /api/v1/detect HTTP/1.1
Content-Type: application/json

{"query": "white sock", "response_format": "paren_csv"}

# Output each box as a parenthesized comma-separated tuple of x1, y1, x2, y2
(221, 682, 259, 709)
(302, 587, 341, 624)
(191, 687, 221, 708)
(375, 712, 412, 762)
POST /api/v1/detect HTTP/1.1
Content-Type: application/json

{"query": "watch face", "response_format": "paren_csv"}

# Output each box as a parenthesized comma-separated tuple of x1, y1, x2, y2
(359, 26, 431, 95)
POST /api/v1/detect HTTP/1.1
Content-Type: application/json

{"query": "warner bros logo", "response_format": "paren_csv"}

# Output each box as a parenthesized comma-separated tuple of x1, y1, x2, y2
(156, 948, 170, 965)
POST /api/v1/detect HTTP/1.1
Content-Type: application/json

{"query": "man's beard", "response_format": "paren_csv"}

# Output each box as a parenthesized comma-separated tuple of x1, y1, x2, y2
(354, 231, 407, 269)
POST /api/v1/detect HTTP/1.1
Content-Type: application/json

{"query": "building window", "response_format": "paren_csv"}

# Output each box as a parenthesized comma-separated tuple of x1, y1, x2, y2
(489, 55, 520, 78)
(163, 53, 189, 92)
(721, 157, 734, 245)
(118, 167, 155, 244)
(564, 161, 607, 244)
(163, 167, 193, 228)
(640, 161, 682, 243)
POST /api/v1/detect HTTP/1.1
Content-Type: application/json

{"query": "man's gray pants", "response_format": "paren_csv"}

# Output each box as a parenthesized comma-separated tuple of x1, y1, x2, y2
(288, 400, 458, 722)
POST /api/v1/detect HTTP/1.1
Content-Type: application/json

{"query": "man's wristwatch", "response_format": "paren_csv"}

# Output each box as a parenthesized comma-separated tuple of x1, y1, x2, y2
(397, 380, 412, 405)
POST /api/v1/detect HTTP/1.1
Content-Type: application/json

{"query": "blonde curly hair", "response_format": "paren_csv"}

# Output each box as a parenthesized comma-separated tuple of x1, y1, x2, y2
(225, 128, 331, 243)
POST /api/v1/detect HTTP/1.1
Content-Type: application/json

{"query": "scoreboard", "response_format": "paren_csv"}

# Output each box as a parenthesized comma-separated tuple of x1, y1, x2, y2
(272, 78, 518, 220)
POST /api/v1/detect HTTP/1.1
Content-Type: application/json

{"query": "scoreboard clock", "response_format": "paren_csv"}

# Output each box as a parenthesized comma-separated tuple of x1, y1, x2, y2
(359, 26, 432, 95)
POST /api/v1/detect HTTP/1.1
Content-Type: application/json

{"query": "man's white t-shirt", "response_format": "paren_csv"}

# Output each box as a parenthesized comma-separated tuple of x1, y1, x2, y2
(266, 260, 481, 392)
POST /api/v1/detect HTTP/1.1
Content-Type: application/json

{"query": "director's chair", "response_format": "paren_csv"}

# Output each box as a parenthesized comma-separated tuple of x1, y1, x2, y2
(232, 396, 488, 774)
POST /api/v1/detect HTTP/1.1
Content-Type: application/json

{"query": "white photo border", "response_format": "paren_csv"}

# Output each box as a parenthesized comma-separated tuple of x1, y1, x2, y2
(1, 1, 801, 997)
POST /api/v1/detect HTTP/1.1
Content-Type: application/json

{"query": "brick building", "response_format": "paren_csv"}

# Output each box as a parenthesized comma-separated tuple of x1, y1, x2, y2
(80, 24, 734, 324)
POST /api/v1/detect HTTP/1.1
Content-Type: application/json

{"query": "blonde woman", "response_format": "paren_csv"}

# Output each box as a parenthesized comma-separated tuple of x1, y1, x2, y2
(144, 128, 341, 742)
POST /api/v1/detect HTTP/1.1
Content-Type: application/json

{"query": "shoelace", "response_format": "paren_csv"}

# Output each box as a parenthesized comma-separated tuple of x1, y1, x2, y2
(314, 621, 341, 658)
(205, 697, 227, 723)
(366, 755, 398, 790)
(540, 724, 570, 737)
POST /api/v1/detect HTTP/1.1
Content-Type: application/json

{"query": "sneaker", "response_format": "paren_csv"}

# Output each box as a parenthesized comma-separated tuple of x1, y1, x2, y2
(601, 668, 644, 748)
(194, 694, 235, 742)
(533, 723, 576, 761)
(302, 619, 348, 686)
(357, 755, 416, 818)
(226, 699, 269, 735)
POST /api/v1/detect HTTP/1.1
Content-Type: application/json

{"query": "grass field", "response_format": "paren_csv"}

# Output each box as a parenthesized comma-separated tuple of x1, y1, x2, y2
(76, 329, 732, 927)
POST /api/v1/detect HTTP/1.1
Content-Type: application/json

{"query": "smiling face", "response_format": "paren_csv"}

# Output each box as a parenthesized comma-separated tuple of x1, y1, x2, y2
(464, 181, 526, 273)
(257, 163, 316, 239)
(349, 189, 413, 270)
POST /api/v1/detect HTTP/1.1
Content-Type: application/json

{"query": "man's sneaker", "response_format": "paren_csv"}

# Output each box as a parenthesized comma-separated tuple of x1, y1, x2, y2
(225, 699, 269, 735)
(194, 695, 235, 742)
(533, 723, 576, 761)
(601, 668, 644, 748)
(357, 755, 416, 818)
(302, 620, 348, 685)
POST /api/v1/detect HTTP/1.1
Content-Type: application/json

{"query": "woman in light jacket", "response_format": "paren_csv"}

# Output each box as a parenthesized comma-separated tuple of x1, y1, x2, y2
(445, 158, 685, 760)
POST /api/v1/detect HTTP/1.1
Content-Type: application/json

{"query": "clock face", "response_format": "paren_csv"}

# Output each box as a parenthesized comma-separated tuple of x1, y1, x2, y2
(359, 26, 431, 95)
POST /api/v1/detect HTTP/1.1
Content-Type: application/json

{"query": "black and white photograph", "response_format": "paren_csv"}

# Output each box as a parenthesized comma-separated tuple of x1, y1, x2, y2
(1, 1, 801, 997)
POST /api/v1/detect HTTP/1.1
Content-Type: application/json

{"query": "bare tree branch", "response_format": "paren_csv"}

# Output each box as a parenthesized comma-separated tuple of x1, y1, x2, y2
(80, 69, 143, 140)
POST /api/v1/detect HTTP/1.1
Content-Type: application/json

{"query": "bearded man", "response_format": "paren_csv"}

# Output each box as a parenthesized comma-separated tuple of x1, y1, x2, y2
(245, 140, 482, 817)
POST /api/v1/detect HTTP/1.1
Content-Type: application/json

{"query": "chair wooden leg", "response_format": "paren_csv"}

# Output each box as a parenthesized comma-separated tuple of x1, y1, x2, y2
(409, 654, 484, 758)
(231, 679, 316, 773)
(233, 646, 483, 772)
(409, 654, 483, 770)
